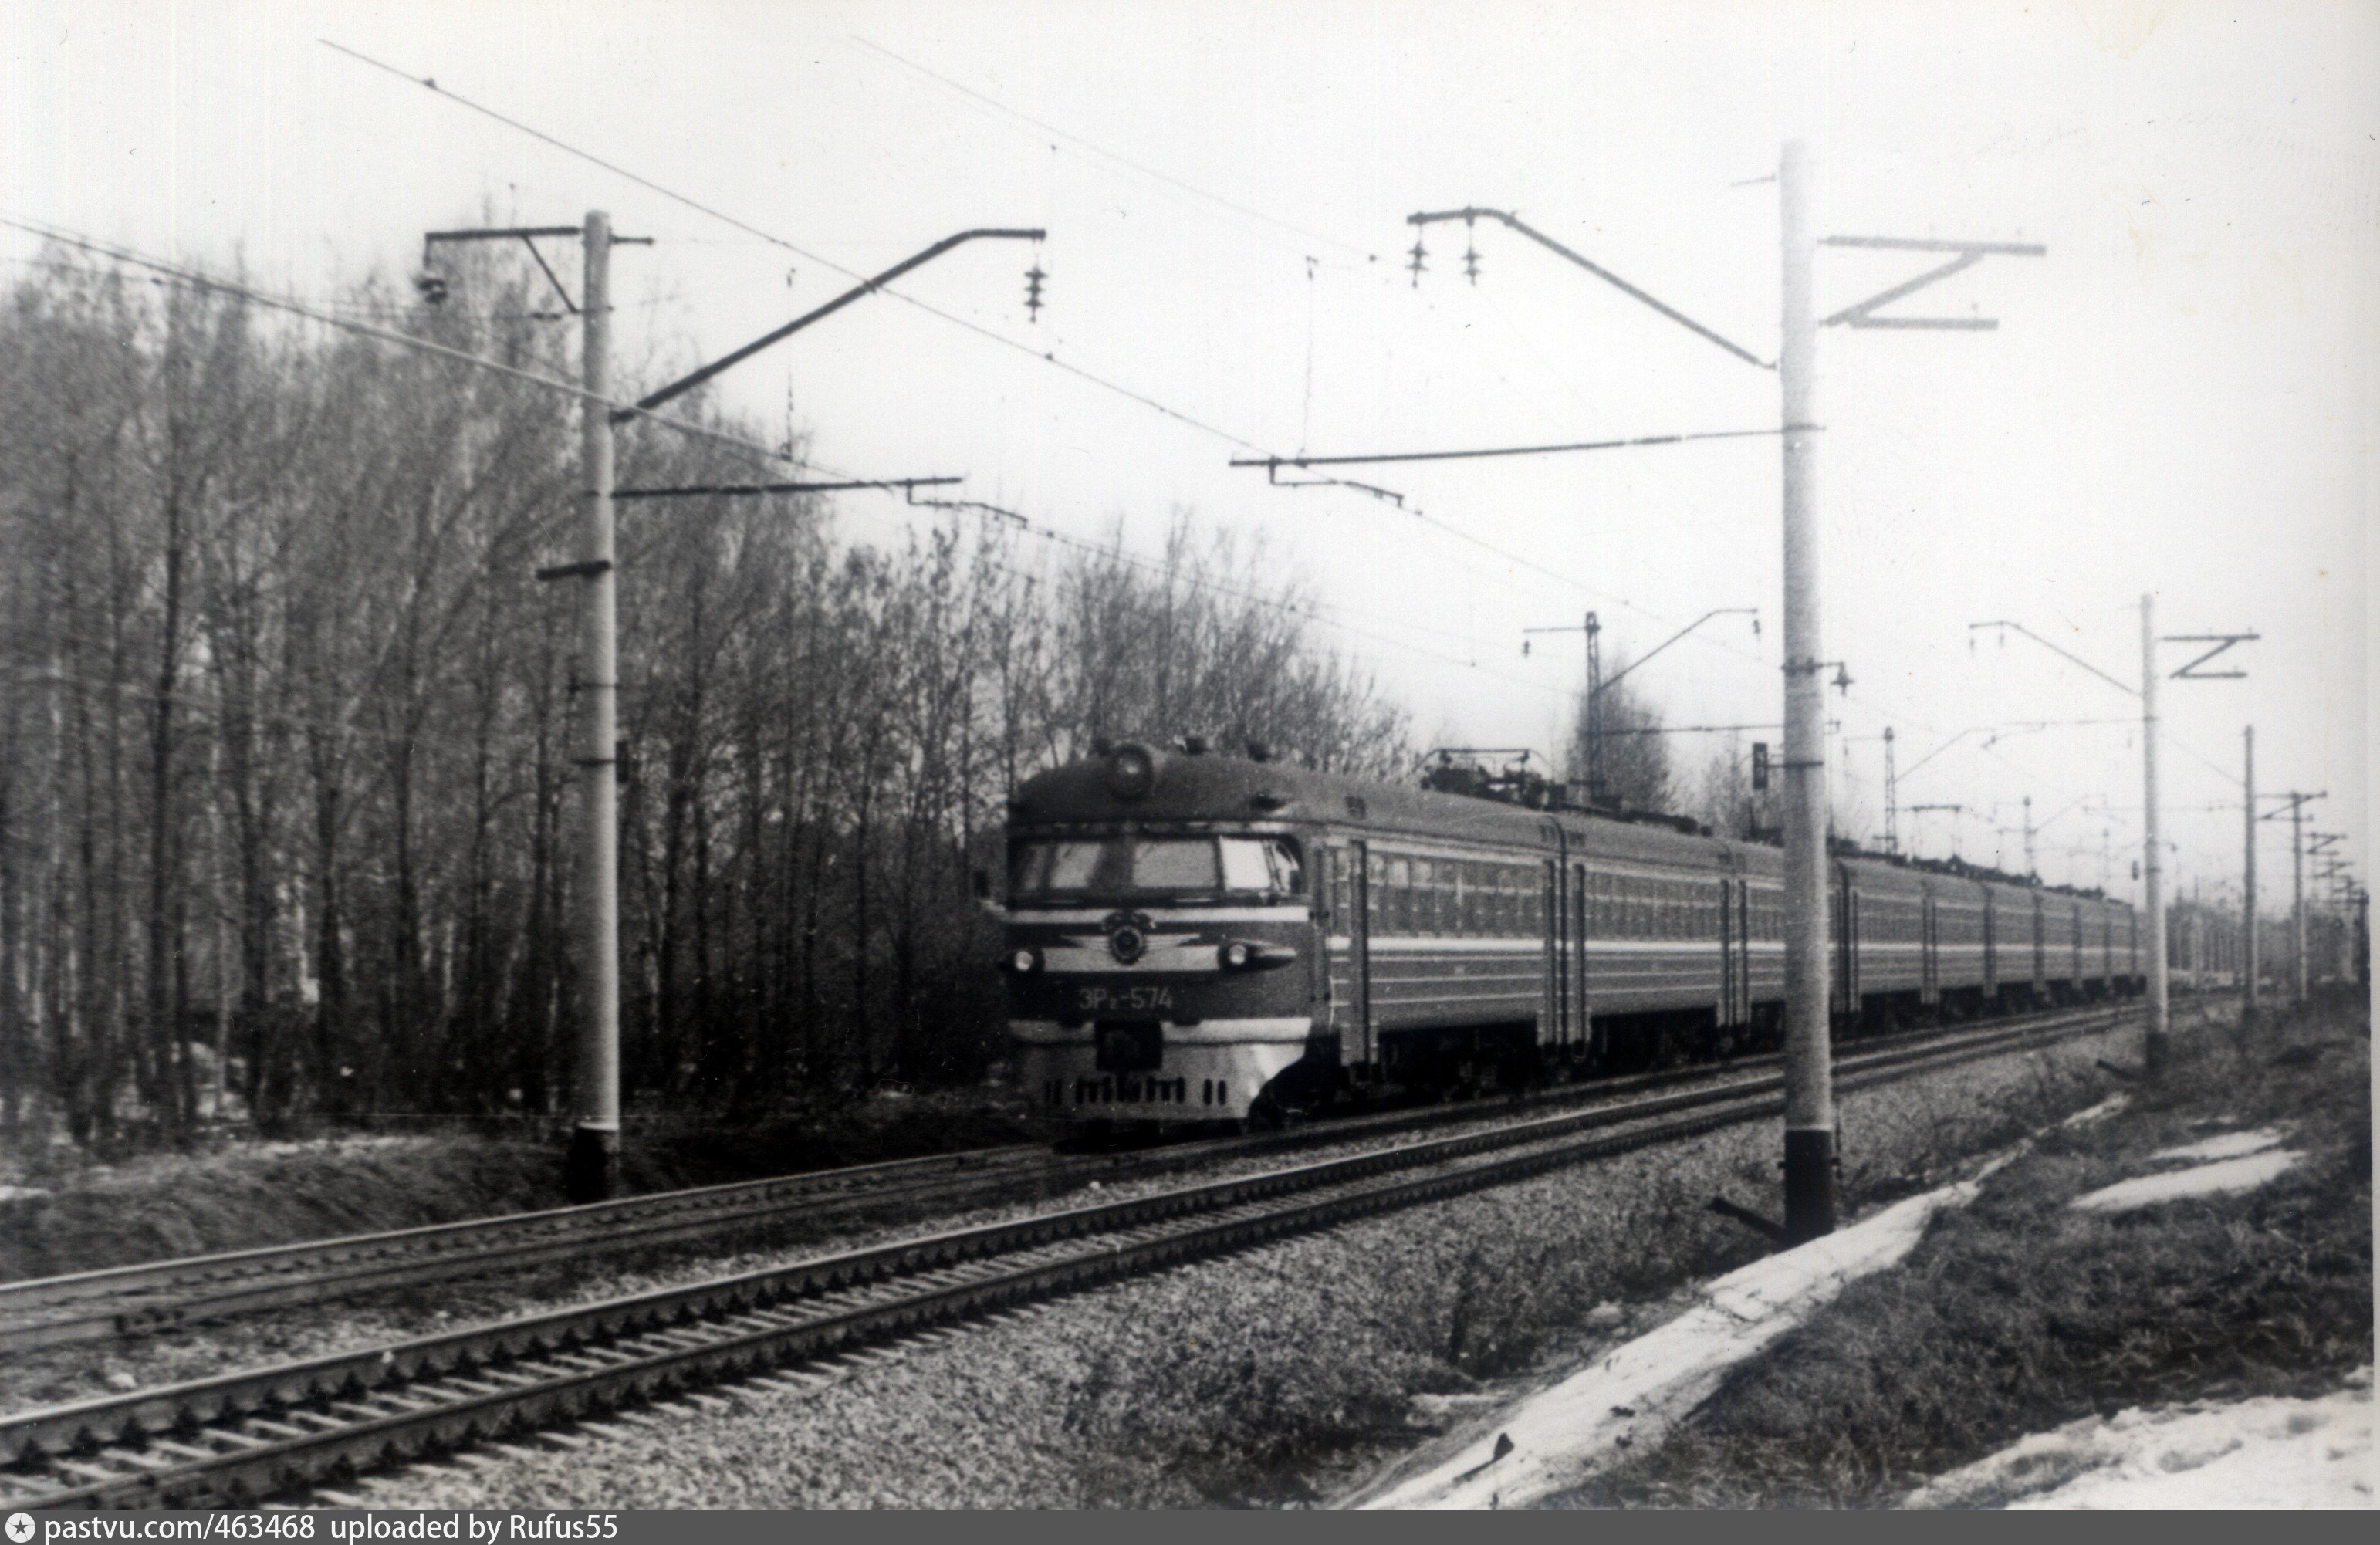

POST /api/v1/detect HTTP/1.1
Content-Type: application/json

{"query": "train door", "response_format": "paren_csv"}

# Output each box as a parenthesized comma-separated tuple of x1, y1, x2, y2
(1348, 840, 1373, 1068)
(1719, 878, 1737, 1027)
(1570, 864, 1590, 1056)
(1983, 890, 1998, 995)
(1832, 867, 1861, 1019)
(2029, 891, 2046, 989)
(1736, 879, 1753, 1026)
(1542, 857, 1563, 1048)
(1921, 890, 1940, 1006)
(1719, 877, 1752, 1028)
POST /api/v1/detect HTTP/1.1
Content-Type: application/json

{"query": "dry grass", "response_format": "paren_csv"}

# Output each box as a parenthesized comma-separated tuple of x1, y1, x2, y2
(1559, 994, 2373, 1508)
(0, 1089, 1034, 1283)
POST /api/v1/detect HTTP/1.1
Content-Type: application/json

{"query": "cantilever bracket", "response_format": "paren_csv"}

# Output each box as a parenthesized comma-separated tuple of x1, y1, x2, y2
(1820, 235, 2046, 330)
(2164, 632, 2259, 681)
(619, 226, 1044, 422)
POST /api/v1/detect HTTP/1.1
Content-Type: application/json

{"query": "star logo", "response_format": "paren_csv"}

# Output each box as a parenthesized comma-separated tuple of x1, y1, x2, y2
(8, 1511, 36, 1543)
(1102, 909, 1154, 965)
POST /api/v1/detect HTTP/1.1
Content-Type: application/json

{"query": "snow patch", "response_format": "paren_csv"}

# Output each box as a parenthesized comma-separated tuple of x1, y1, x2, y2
(2060, 1094, 2129, 1129)
(2148, 1127, 2287, 1165)
(1345, 1181, 1982, 1510)
(1902, 1372, 2374, 1509)
(2071, 1150, 2301, 1213)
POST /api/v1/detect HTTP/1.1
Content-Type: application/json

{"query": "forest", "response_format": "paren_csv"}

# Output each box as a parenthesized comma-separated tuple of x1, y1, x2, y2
(0, 245, 1412, 1150)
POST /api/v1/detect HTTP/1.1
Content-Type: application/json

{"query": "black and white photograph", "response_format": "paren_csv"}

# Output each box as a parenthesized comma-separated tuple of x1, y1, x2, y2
(1, 0, 2372, 1513)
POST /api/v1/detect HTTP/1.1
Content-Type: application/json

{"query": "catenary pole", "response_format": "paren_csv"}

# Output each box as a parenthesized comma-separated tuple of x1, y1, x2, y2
(2141, 593, 2168, 1077)
(567, 211, 622, 1204)
(2292, 799, 2307, 1002)
(1778, 140, 1834, 1242)
(2243, 725, 2257, 1016)
(1882, 726, 1898, 856)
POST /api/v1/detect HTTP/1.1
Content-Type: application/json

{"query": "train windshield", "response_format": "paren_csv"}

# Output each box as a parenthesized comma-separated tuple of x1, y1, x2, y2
(1009, 837, 1302, 904)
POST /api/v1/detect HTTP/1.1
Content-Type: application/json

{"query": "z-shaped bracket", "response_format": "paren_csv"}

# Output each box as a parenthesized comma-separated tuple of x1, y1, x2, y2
(2164, 632, 2259, 680)
(1820, 236, 2046, 330)
(1258, 461, 1408, 505)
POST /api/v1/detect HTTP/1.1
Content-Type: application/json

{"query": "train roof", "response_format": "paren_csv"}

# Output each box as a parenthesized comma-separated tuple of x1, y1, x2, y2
(1009, 742, 2130, 911)
(1009, 743, 1734, 868)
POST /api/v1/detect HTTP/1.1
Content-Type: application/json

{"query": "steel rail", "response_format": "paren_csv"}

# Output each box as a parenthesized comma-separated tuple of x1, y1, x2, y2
(0, 1002, 2152, 1509)
(0, 999, 2147, 1351)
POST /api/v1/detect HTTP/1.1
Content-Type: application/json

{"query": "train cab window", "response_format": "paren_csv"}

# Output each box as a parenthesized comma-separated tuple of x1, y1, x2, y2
(1009, 836, 1303, 904)
(1219, 837, 1303, 897)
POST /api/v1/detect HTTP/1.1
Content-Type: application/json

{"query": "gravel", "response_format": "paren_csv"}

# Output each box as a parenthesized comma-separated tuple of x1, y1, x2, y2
(0, 1056, 1787, 1414)
(303, 1018, 2141, 1509)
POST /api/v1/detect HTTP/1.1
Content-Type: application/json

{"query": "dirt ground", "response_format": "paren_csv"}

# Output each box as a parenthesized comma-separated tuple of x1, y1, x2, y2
(1553, 990, 2372, 1507)
(0, 1088, 1035, 1281)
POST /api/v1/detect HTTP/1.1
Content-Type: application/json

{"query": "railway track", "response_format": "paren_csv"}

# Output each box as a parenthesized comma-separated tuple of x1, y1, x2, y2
(0, 1000, 2157, 1354)
(0, 1000, 2144, 1354)
(0, 1000, 2153, 1510)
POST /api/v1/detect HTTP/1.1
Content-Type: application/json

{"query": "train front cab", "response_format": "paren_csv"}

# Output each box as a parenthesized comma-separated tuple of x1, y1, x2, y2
(1004, 825, 1320, 1127)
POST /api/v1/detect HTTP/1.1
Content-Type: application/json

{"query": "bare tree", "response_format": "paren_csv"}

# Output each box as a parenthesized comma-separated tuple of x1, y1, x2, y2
(1563, 653, 1673, 813)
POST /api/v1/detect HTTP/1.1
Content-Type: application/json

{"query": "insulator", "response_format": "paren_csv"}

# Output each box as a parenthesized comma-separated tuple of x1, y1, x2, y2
(1407, 236, 1427, 287)
(1023, 263, 1046, 323)
(1463, 242, 1481, 286)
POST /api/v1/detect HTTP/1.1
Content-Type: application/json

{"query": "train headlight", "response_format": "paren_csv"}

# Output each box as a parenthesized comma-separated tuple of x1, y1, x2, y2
(1107, 742, 1157, 801)
(1009, 947, 1042, 975)
(1217, 940, 1296, 971)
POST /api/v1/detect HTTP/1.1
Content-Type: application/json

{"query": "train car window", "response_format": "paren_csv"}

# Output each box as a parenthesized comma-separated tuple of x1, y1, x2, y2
(1264, 838, 1305, 895)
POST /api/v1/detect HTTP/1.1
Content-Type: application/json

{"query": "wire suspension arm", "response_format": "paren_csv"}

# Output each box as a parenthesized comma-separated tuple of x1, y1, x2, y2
(1968, 620, 2138, 697)
(517, 235, 580, 313)
(614, 476, 963, 502)
(1229, 426, 1783, 472)
(1598, 608, 1760, 698)
(622, 227, 1045, 421)
(1410, 207, 1774, 370)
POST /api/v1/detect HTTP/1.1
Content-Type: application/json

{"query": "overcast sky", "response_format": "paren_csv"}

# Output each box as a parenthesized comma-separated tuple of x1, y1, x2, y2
(7, 0, 2372, 913)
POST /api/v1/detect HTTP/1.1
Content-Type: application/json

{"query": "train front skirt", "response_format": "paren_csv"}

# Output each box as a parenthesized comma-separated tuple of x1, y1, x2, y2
(1011, 1016, 1311, 1121)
